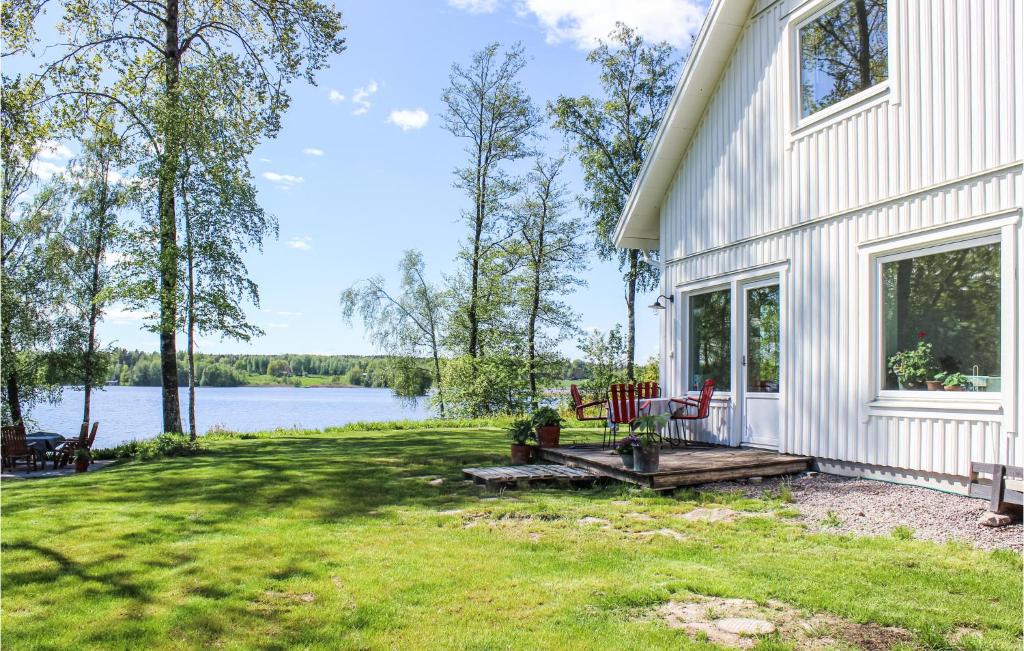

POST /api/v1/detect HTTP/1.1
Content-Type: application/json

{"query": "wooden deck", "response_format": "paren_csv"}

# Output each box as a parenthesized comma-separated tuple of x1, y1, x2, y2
(537, 444, 812, 490)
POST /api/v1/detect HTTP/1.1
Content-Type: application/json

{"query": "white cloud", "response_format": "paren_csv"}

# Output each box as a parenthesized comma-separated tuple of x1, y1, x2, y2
(262, 171, 304, 186)
(39, 140, 72, 160)
(30, 160, 65, 180)
(448, 0, 499, 12)
(387, 108, 430, 131)
(287, 236, 312, 250)
(258, 157, 272, 163)
(496, 0, 706, 49)
(303, 148, 325, 156)
(351, 80, 378, 115)
(106, 306, 151, 324)
(328, 89, 346, 104)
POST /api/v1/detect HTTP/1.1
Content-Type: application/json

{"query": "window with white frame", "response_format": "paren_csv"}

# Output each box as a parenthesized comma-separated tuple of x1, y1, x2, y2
(688, 289, 731, 391)
(799, 0, 888, 118)
(880, 238, 1001, 393)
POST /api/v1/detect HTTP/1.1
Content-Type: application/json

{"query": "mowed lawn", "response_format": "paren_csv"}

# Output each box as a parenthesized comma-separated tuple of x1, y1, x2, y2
(2, 427, 1021, 650)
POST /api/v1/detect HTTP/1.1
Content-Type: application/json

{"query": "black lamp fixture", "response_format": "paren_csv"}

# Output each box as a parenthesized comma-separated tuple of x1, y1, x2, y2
(648, 294, 674, 310)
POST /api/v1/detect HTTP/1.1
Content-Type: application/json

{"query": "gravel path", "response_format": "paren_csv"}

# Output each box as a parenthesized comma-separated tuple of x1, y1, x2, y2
(708, 473, 1022, 552)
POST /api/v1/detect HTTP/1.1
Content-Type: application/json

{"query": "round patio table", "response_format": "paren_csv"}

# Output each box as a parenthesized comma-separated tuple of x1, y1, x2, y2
(25, 432, 66, 468)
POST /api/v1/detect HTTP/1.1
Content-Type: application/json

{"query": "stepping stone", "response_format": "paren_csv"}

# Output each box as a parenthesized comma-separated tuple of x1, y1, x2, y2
(715, 618, 776, 636)
(678, 507, 737, 522)
(577, 517, 611, 527)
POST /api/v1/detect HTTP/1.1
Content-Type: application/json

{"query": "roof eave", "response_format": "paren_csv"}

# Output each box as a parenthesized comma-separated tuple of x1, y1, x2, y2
(613, 0, 755, 250)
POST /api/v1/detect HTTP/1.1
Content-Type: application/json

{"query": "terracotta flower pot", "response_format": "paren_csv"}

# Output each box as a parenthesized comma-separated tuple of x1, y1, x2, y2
(74, 458, 89, 473)
(944, 385, 965, 391)
(536, 426, 560, 448)
(926, 380, 943, 391)
(510, 444, 531, 465)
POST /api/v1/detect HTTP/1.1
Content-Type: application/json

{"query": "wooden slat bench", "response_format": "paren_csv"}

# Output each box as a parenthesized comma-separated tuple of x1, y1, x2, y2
(968, 462, 1024, 512)
(462, 464, 599, 490)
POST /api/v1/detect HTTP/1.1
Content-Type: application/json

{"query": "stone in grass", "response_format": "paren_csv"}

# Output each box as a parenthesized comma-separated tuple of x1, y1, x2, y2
(715, 618, 776, 636)
(978, 511, 1012, 527)
(428, 478, 445, 486)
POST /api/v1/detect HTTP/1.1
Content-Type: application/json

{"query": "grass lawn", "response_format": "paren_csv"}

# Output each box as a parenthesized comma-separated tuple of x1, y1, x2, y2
(2, 426, 1020, 650)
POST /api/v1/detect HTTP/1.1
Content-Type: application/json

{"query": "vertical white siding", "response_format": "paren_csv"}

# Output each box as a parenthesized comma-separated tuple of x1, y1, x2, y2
(658, 0, 1023, 480)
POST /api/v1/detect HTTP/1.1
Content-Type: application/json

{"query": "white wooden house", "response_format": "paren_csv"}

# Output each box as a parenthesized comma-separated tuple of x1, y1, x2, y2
(614, 0, 1022, 491)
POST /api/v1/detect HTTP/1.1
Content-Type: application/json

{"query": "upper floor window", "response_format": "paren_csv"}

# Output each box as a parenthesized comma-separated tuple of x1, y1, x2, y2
(799, 0, 888, 118)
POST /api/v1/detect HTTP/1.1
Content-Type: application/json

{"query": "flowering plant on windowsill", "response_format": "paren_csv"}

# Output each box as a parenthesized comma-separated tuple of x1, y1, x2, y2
(887, 332, 939, 390)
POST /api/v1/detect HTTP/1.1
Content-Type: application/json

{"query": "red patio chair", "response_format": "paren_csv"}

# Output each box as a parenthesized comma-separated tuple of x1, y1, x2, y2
(607, 382, 663, 447)
(570, 384, 607, 444)
(668, 379, 716, 444)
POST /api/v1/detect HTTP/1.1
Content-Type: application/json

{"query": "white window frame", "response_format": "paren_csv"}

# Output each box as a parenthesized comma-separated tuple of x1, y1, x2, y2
(682, 284, 734, 396)
(860, 217, 1018, 416)
(786, 0, 896, 134)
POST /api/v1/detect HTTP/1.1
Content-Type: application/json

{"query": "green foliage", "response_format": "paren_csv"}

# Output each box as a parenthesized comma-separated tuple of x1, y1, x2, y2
(440, 354, 532, 418)
(506, 419, 536, 445)
(577, 326, 626, 401)
(887, 339, 938, 388)
(266, 359, 292, 378)
(530, 406, 563, 429)
(92, 433, 204, 461)
(891, 525, 915, 541)
(632, 413, 668, 445)
(939, 372, 969, 389)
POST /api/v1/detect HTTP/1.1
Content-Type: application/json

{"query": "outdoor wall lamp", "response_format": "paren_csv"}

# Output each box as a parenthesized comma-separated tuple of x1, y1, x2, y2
(648, 294, 674, 310)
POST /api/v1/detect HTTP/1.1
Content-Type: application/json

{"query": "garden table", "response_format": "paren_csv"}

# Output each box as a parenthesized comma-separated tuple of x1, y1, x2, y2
(605, 397, 683, 445)
(25, 432, 66, 468)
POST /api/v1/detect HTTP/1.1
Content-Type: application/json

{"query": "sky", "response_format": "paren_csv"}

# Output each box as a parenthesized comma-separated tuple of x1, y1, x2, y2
(13, 0, 709, 359)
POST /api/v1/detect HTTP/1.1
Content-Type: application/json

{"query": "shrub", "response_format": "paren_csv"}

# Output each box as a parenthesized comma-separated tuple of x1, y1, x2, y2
(92, 433, 205, 461)
(507, 419, 536, 445)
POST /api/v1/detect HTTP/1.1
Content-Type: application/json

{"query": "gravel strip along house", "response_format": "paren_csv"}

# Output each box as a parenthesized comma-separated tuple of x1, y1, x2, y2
(614, 0, 1022, 493)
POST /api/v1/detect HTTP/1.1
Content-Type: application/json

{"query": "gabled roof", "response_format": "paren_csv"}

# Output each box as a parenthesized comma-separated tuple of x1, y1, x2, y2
(613, 0, 756, 250)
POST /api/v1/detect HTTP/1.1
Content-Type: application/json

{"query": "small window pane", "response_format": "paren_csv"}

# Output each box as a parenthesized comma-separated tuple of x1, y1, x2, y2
(882, 242, 1001, 391)
(689, 289, 731, 391)
(747, 285, 780, 393)
(800, 0, 888, 118)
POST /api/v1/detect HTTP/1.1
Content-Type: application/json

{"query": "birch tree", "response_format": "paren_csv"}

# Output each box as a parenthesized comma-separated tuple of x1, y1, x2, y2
(42, 0, 346, 432)
(550, 24, 678, 381)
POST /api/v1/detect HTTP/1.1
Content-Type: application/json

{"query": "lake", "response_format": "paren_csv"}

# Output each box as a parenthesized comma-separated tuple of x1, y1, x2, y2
(29, 386, 432, 448)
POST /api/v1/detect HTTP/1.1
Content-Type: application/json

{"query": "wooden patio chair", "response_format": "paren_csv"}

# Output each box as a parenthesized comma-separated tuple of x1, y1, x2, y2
(53, 422, 95, 469)
(606, 382, 663, 447)
(668, 379, 716, 444)
(2, 424, 37, 472)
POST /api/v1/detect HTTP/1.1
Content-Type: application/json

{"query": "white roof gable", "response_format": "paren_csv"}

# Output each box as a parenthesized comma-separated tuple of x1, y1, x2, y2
(613, 0, 756, 250)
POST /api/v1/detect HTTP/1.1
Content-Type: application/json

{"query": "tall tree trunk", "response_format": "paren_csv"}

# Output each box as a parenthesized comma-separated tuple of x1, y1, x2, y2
(431, 350, 445, 418)
(2, 321, 23, 425)
(526, 206, 545, 410)
(625, 249, 639, 381)
(82, 162, 111, 426)
(855, 0, 872, 87)
(182, 166, 197, 440)
(158, 0, 183, 433)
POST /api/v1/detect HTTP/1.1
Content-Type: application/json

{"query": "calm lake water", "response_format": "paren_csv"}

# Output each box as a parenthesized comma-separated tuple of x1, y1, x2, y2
(30, 386, 432, 448)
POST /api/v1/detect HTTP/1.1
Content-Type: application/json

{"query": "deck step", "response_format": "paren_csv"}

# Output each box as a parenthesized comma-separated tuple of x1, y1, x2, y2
(462, 464, 599, 488)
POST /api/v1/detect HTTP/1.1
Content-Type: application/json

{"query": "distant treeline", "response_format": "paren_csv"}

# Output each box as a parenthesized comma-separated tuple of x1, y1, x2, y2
(108, 349, 597, 390)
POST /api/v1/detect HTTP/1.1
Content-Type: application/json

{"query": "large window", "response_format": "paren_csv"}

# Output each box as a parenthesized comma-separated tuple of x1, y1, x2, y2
(799, 0, 888, 118)
(747, 285, 780, 393)
(881, 240, 1001, 392)
(689, 289, 731, 391)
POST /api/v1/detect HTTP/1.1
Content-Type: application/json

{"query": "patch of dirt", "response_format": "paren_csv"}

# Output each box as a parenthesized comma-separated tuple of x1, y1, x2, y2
(676, 507, 743, 523)
(631, 528, 686, 541)
(577, 516, 612, 528)
(658, 596, 914, 650)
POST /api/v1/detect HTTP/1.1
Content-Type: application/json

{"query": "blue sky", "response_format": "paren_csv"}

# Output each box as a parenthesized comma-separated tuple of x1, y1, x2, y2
(16, 0, 708, 359)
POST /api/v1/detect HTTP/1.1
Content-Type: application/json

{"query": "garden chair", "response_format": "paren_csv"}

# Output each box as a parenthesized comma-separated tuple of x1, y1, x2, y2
(606, 382, 660, 447)
(54, 422, 97, 468)
(570, 384, 607, 443)
(668, 379, 716, 444)
(2, 424, 37, 472)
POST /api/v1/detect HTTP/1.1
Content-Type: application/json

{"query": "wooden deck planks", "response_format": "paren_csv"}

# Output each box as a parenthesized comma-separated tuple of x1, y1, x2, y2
(537, 444, 813, 490)
(462, 464, 598, 487)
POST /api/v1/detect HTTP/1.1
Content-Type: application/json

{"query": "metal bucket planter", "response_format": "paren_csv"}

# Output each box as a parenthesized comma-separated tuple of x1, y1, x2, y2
(618, 451, 634, 469)
(632, 444, 660, 473)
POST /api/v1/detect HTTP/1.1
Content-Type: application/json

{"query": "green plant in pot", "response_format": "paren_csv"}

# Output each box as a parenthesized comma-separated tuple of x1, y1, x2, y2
(927, 372, 945, 391)
(887, 335, 938, 390)
(531, 407, 564, 448)
(74, 448, 91, 473)
(941, 372, 970, 392)
(614, 435, 638, 468)
(507, 419, 536, 465)
(631, 413, 669, 473)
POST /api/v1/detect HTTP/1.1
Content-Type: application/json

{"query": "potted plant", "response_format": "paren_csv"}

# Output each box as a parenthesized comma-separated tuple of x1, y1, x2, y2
(74, 448, 91, 473)
(927, 372, 945, 391)
(614, 435, 638, 468)
(507, 419, 536, 465)
(631, 413, 669, 473)
(531, 406, 564, 448)
(941, 372, 970, 391)
(886, 335, 938, 390)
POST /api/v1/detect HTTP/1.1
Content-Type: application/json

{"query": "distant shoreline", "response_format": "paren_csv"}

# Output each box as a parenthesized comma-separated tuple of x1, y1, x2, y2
(95, 383, 372, 390)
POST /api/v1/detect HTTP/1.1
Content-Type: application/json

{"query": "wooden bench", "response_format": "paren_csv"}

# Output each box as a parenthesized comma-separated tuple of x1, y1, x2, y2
(968, 462, 1024, 512)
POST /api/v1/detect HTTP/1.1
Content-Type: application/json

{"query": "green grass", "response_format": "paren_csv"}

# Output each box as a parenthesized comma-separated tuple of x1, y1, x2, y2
(2, 426, 1020, 650)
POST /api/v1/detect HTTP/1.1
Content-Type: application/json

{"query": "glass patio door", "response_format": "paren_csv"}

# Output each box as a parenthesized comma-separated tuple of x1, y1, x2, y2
(740, 281, 780, 448)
